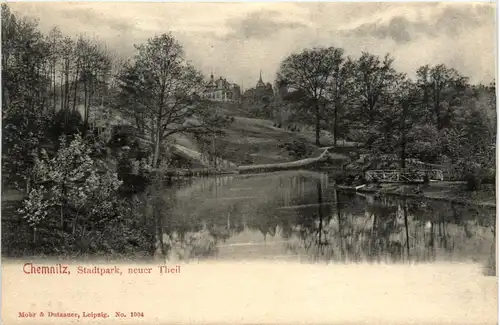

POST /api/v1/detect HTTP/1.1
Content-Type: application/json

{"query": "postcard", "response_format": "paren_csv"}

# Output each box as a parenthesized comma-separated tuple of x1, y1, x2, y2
(1, 2, 497, 325)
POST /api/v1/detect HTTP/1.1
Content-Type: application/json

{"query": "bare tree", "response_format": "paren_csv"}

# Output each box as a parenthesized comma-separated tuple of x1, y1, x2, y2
(46, 26, 62, 112)
(59, 36, 74, 113)
(77, 36, 112, 133)
(117, 33, 230, 168)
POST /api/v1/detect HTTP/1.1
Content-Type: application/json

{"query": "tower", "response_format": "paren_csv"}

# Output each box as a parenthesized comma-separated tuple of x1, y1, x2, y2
(256, 70, 265, 88)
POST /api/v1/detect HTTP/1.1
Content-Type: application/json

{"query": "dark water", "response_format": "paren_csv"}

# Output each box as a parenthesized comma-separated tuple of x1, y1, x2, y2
(154, 171, 495, 268)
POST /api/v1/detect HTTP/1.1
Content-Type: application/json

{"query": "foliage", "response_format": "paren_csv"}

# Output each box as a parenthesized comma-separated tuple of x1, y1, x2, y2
(1, 4, 117, 189)
(349, 52, 398, 123)
(116, 33, 232, 168)
(18, 186, 51, 228)
(18, 134, 123, 240)
(278, 140, 310, 160)
(277, 47, 345, 145)
(49, 109, 84, 139)
(2, 107, 50, 191)
(276, 44, 495, 188)
(415, 64, 469, 130)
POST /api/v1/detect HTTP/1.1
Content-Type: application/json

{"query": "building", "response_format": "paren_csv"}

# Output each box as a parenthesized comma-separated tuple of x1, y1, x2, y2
(203, 74, 241, 102)
(243, 71, 274, 102)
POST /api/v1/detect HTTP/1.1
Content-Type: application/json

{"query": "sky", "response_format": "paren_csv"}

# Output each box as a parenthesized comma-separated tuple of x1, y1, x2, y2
(9, 2, 496, 90)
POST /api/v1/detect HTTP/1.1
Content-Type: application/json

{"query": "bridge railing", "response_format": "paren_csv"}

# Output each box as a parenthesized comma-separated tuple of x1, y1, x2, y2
(365, 169, 444, 182)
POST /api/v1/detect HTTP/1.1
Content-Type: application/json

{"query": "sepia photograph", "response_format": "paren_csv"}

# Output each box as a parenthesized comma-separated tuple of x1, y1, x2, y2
(1, 2, 497, 324)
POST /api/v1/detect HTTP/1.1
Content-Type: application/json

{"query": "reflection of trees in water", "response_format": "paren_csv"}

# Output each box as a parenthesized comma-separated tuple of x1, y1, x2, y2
(146, 172, 495, 264)
(290, 181, 496, 264)
(291, 184, 408, 263)
(240, 172, 329, 241)
(148, 172, 323, 261)
(146, 175, 241, 261)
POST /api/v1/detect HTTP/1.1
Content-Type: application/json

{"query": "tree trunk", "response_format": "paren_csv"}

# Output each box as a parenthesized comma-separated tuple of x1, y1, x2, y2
(150, 118, 155, 149)
(315, 101, 321, 146)
(333, 111, 338, 147)
(72, 215, 79, 236)
(84, 79, 93, 136)
(72, 64, 79, 112)
(335, 188, 344, 261)
(25, 175, 31, 194)
(157, 212, 166, 257)
(400, 100, 409, 169)
(316, 180, 323, 245)
(60, 203, 64, 230)
(153, 113, 163, 169)
(434, 86, 441, 130)
(60, 179, 66, 229)
(60, 76, 64, 112)
(64, 69, 70, 111)
(401, 132, 406, 169)
(3, 87, 9, 113)
(403, 201, 410, 261)
(52, 65, 57, 112)
(83, 80, 88, 136)
(212, 136, 216, 169)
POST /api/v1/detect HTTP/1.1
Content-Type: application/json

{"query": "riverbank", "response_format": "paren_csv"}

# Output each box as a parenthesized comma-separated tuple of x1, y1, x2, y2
(336, 182, 496, 208)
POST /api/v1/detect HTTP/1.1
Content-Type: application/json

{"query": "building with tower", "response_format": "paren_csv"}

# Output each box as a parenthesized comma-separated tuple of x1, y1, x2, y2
(203, 73, 241, 102)
(243, 71, 274, 102)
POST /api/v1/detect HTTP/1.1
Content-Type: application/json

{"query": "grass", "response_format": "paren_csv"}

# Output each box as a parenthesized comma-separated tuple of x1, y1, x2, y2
(117, 103, 357, 167)
(173, 103, 353, 166)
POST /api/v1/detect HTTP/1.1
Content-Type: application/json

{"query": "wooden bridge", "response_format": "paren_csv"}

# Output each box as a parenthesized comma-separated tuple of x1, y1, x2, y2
(365, 169, 444, 183)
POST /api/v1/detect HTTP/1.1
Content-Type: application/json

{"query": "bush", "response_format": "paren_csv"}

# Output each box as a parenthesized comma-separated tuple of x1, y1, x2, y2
(465, 172, 482, 191)
(49, 110, 84, 139)
(481, 168, 496, 185)
(278, 140, 309, 159)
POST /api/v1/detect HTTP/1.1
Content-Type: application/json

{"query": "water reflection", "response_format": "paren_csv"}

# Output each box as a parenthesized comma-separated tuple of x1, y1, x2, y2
(149, 171, 495, 270)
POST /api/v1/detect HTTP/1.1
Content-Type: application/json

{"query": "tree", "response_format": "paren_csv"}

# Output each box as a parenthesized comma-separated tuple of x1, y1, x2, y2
(1, 4, 51, 113)
(59, 36, 74, 113)
(194, 132, 231, 168)
(20, 134, 122, 233)
(416, 64, 469, 130)
(386, 75, 420, 168)
(46, 26, 62, 112)
(442, 89, 496, 176)
(405, 124, 441, 163)
(117, 33, 230, 168)
(324, 56, 355, 145)
(1, 4, 52, 191)
(345, 52, 398, 150)
(350, 52, 397, 124)
(76, 36, 112, 133)
(277, 47, 343, 145)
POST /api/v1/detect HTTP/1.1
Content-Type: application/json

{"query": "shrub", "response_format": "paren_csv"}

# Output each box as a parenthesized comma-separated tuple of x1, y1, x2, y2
(481, 168, 496, 185)
(49, 110, 84, 139)
(278, 140, 309, 159)
(465, 172, 482, 191)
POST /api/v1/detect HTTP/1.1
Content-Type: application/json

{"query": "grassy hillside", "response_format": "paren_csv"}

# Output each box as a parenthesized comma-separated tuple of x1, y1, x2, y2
(174, 103, 355, 166)
(113, 103, 358, 167)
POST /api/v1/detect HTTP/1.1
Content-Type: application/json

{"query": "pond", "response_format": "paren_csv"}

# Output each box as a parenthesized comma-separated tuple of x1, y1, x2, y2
(153, 170, 495, 270)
